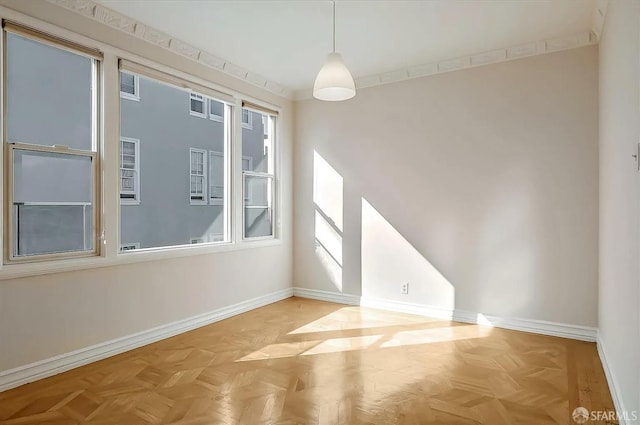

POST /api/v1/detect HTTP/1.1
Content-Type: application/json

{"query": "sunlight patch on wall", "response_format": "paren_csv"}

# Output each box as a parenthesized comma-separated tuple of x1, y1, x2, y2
(313, 151, 344, 291)
(361, 198, 455, 310)
(476, 181, 535, 315)
(313, 151, 343, 231)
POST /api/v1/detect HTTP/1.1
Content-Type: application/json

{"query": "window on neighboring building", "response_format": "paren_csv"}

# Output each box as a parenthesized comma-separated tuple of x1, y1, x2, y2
(189, 92, 206, 118)
(120, 71, 139, 101)
(190, 148, 207, 204)
(241, 108, 253, 129)
(120, 243, 140, 251)
(120, 138, 140, 204)
(4, 25, 101, 261)
(242, 108, 276, 239)
(209, 151, 224, 205)
(209, 99, 224, 122)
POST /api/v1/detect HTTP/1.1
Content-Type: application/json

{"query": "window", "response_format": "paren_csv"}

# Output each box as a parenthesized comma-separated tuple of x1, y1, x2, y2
(120, 71, 139, 101)
(189, 92, 206, 118)
(209, 99, 224, 122)
(209, 151, 224, 205)
(120, 243, 140, 251)
(262, 115, 269, 138)
(190, 148, 207, 204)
(119, 62, 232, 250)
(242, 108, 276, 239)
(241, 108, 253, 129)
(4, 25, 101, 261)
(242, 156, 253, 202)
(120, 138, 140, 204)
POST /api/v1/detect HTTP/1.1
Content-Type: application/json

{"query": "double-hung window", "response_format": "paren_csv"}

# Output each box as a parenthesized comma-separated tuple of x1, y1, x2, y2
(189, 92, 206, 118)
(241, 108, 252, 129)
(120, 71, 139, 101)
(120, 138, 140, 204)
(209, 99, 224, 122)
(190, 148, 207, 204)
(119, 60, 232, 250)
(3, 22, 101, 261)
(242, 106, 276, 239)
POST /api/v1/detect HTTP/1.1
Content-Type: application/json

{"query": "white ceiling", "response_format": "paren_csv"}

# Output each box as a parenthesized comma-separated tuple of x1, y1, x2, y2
(96, 0, 598, 91)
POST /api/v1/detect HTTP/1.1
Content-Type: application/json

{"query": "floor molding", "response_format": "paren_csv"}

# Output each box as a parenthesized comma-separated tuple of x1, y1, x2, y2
(597, 334, 630, 425)
(0, 287, 293, 392)
(292, 287, 597, 342)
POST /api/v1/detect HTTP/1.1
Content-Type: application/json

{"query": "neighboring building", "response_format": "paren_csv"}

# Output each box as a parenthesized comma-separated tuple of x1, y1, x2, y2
(119, 72, 270, 250)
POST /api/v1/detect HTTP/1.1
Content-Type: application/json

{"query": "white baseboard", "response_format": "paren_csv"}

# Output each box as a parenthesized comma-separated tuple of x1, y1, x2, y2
(292, 287, 597, 342)
(0, 287, 293, 393)
(597, 334, 630, 425)
(293, 287, 361, 305)
(451, 309, 597, 342)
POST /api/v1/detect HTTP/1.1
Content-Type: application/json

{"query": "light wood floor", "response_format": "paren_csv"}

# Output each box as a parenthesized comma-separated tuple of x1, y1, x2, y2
(0, 297, 615, 425)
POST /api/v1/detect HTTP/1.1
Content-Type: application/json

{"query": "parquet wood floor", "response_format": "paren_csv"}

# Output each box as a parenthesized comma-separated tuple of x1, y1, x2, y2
(0, 297, 615, 425)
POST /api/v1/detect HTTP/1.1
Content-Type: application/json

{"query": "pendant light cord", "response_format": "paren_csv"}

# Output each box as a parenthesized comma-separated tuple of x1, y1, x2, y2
(332, 1, 336, 53)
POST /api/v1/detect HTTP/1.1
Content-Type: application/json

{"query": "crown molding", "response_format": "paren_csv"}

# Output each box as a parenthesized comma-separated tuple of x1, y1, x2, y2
(294, 30, 597, 100)
(44, 0, 607, 104)
(591, 0, 609, 41)
(45, 0, 294, 99)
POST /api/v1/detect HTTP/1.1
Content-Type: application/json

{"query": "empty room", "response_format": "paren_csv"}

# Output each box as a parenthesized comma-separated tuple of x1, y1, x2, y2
(0, 0, 638, 424)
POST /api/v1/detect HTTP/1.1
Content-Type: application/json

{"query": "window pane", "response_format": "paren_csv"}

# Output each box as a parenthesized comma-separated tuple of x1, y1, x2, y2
(121, 74, 228, 249)
(6, 33, 93, 150)
(244, 175, 273, 238)
(191, 98, 204, 114)
(242, 111, 273, 173)
(13, 149, 93, 256)
(210, 100, 224, 118)
(209, 152, 224, 203)
(121, 72, 136, 95)
(120, 139, 139, 202)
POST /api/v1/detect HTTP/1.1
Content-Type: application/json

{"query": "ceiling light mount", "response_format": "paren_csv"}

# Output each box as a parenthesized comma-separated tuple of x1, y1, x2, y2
(313, 1, 356, 101)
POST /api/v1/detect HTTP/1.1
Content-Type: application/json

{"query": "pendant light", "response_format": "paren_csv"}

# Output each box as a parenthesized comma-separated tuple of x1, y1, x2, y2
(313, 1, 356, 101)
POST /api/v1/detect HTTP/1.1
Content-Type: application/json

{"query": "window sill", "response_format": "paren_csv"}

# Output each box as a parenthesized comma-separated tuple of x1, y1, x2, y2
(189, 111, 207, 119)
(120, 200, 140, 206)
(120, 92, 140, 102)
(0, 238, 282, 281)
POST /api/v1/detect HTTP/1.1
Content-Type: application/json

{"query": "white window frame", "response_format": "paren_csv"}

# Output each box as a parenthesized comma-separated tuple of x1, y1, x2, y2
(120, 137, 140, 205)
(189, 148, 208, 205)
(120, 242, 140, 251)
(189, 92, 207, 118)
(3, 25, 102, 263)
(209, 98, 224, 122)
(120, 71, 140, 101)
(242, 112, 275, 241)
(242, 155, 253, 204)
(241, 108, 253, 129)
(0, 15, 287, 280)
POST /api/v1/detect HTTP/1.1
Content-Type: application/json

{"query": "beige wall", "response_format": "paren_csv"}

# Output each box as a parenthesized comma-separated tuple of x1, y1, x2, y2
(294, 46, 599, 327)
(0, 1, 293, 372)
(598, 0, 640, 417)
